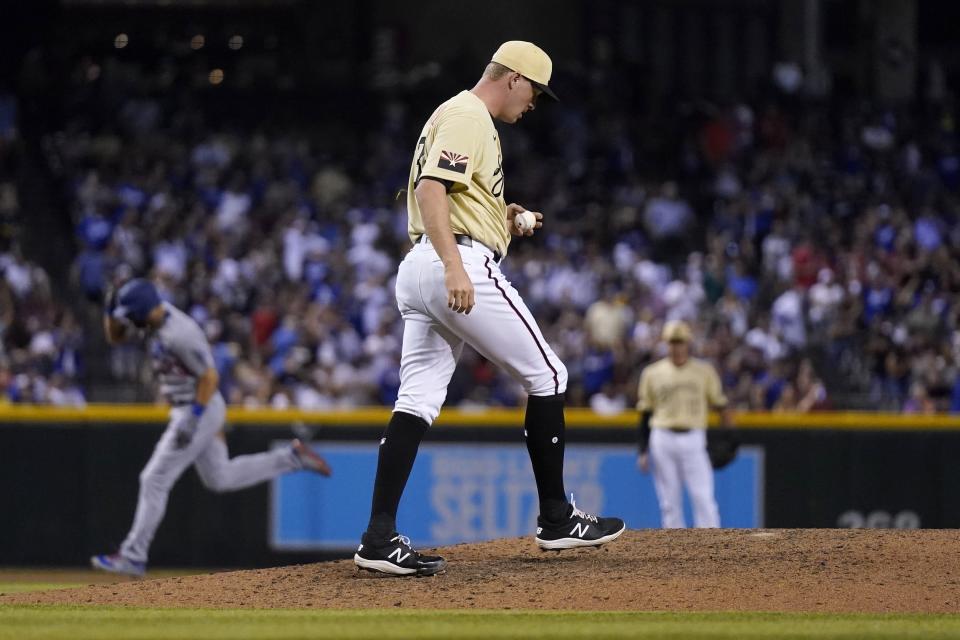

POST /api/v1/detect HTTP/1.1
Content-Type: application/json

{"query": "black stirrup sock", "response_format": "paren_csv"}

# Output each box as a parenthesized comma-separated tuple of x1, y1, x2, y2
(524, 393, 569, 522)
(366, 411, 429, 539)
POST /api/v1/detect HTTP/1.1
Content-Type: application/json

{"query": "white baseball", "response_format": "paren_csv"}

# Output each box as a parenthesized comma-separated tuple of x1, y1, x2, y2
(514, 210, 537, 233)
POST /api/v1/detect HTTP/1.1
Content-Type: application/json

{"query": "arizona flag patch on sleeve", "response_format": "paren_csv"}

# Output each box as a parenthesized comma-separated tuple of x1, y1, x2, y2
(438, 150, 469, 174)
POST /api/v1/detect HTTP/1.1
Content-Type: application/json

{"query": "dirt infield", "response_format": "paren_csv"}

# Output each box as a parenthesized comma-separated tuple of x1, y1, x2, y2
(3, 529, 959, 613)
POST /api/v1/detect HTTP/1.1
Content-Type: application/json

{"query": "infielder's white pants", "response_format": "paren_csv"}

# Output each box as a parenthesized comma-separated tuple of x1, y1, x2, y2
(120, 394, 300, 562)
(649, 428, 720, 528)
(393, 240, 567, 425)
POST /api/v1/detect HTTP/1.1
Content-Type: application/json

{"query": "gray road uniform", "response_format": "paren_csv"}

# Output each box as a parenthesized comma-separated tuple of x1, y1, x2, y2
(119, 303, 301, 563)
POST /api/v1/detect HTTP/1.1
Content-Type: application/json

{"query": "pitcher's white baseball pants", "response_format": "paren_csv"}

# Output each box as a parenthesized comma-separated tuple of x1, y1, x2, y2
(393, 239, 568, 425)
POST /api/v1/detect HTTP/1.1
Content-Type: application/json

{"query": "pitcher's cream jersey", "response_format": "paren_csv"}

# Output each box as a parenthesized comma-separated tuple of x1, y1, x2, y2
(407, 90, 510, 256)
(637, 358, 727, 429)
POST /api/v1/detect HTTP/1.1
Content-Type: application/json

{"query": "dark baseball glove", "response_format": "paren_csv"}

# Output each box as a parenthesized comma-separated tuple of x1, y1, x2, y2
(707, 428, 740, 470)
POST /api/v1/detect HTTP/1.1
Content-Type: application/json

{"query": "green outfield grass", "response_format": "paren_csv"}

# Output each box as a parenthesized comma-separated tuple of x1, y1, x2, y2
(0, 568, 208, 596)
(0, 583, 84, 594)
(2, 607, 960, 640)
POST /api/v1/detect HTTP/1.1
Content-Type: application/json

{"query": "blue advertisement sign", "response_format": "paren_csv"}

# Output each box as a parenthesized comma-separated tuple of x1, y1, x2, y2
(270, 442, 764, 550)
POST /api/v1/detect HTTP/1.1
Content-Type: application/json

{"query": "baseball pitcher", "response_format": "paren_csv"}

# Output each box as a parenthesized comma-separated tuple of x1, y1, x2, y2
(636, 320, 732, 528)
(90, 279, 332, 577)
(353, 41, 625, 577)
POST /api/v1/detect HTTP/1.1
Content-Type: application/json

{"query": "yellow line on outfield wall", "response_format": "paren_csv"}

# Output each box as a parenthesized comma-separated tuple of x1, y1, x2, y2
(0, 404, 958, 430)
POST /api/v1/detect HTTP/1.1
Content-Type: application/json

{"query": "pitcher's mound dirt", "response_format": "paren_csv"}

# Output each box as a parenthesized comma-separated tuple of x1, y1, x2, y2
(4, 529, 959, 612)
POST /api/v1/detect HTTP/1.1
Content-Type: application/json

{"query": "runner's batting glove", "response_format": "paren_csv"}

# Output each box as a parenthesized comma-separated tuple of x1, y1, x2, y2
(173, 412, 200, 449)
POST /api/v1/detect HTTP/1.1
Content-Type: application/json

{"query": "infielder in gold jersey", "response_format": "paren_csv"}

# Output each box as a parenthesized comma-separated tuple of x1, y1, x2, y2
(354, 41, 624, 576)
(637, 320, 732, 528)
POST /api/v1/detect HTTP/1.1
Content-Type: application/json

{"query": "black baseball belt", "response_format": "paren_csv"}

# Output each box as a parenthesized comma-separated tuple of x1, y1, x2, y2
(417, 233, 502, 263)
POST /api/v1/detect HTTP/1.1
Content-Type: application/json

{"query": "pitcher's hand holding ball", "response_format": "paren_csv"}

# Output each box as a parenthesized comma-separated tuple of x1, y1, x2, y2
(507, 203, 542, 236)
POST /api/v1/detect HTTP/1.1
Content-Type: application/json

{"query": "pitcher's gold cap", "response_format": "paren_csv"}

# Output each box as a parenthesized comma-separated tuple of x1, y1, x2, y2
(491, 41, 558, 101)
(662, 320, 693, 343)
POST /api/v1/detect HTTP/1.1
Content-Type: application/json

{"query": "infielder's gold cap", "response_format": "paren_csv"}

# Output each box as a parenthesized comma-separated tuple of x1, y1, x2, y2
(662, 320, 693, 343)
(491, 41, 558, 101)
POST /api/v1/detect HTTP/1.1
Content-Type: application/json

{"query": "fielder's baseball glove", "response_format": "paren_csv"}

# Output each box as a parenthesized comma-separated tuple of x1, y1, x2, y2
(707, 428, 740, 470)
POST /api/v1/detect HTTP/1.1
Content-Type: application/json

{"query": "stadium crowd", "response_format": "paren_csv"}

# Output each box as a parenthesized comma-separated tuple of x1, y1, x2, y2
(8, 54, 960, 413)
(0, 127, 86, 406)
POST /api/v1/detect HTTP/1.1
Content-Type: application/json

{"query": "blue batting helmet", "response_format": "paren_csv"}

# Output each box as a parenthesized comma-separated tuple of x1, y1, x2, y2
(111, 279, 162, 327)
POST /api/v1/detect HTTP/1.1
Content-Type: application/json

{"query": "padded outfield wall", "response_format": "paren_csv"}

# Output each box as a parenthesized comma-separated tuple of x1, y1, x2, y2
(1, 406, 958, 567)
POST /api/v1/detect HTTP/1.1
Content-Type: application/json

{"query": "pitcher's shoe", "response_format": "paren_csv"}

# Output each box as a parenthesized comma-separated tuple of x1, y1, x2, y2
(354, 532, 446, 576)
(292, 439, 332, 477)
(90, 553, 146, 577)
(535, 496, 626, 550)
